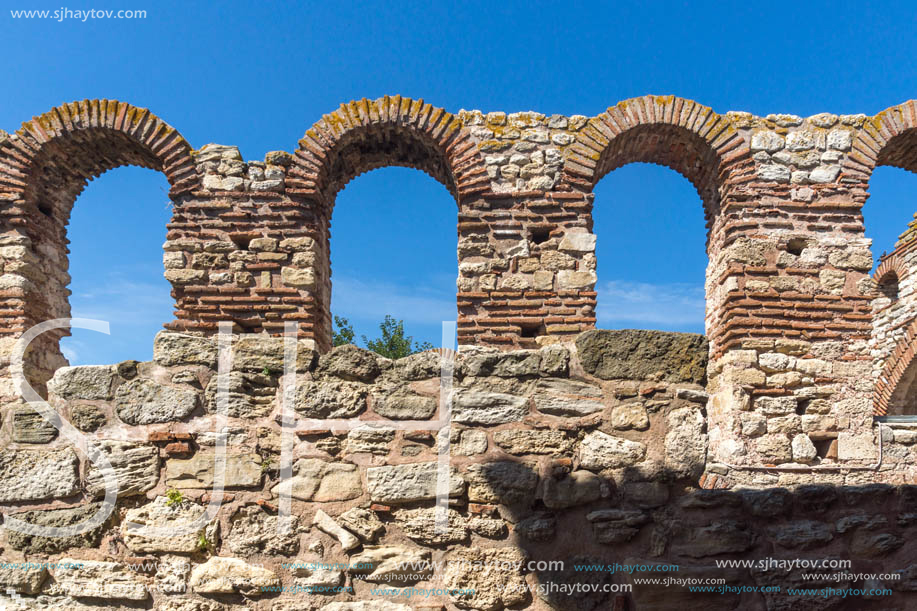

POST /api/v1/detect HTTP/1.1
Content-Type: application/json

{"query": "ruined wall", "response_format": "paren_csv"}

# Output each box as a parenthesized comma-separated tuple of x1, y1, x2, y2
(2, 96, 917, 608)
(0, 331, 915, 611)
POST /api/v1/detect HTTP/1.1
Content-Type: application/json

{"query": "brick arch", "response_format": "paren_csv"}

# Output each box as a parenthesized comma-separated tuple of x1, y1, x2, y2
(875, 253, 905, 288)
(0, 100, 199, 210)
(561, 95, 749, 224)
(287, 96, 489, 206)
(0, 100, 199, 389)
(843, 100, 917, 180)
(874, 318, 917, 416)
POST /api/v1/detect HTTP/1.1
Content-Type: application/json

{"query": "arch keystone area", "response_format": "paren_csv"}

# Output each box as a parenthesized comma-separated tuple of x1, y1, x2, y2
(0, 99, 200, 204)
(561, 95, 748, 221)
(286, 95, 489, 204)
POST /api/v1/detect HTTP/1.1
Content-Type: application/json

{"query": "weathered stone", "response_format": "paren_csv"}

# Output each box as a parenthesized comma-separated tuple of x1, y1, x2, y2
(314, 509, 360, 551)
(86, 440, 159, 497)
(350, 546, 432, 583)
(492, 351, 542, 377)
(393, 507, 468, 544)
(543, 470, 603, 508)
(227, 505, 299, 556)
(493, 429, 574, 455)
(372, 385, 437, 419)
(516, 513, 556, 541)
(576, 329, 708, 384)
(610, 402, 649, 430)
(451, 428, 489, 455)
(672, 520, 755, 557)
(366, 462, 465, 504)
(624, 481, 670, 508)
(836, 513, 887, 533)
(837, 431, 878, 461)
(665, 407, 707, 478)
(0, 565, 47, 595)
(317, 344, 383, 382)
(47, 365, 116, 400)
(281, 266, 315, 288)
(189, 556, 279, 595)
(392, 349, 442, 380)
(791, 433, 818, 464)
(465, 461, 537, 504)
(320, 603, 413, 611)
(536, 554, 617, 611)
(165, 452, 261, 489)
(741, 488, 793, 517)
(679, 489, 742, 509)
(849, 530, 904, 557)
(754, 434, 792, 464)
(154, 555, 191, 595)
(12, 406, 57, 443)
(0, 448, 79, 502)
(468, 516, 507, 538)
(232, 334, 316, 372)
(559, 232, 596, 252)
(768, 520, 833, 549)
(453, 389, 528, 424)
(537, 346, 569, 377)
(345, 428, 395, 455)
(587, 509, 652, 544)
(291, 562, 344, 590)
(295, 379, 368, 418)
(70, 403, 107, 431)
(532, 378, 605, 416)
(443, 548, 528, 611)
(123, 496, 219, 554)
(795, 484, 837, 512)
(49, 558, 148, 600)
(578, 430, 647, 470)
(153, 331, 218, 367)
(6, 503, 108, 553)
(204, 371, 277, 418)
(271, 458, 362, 501)
(556, 269, 597, 289)
(337, 507, 385, 543)
(115, 377, 199, 424)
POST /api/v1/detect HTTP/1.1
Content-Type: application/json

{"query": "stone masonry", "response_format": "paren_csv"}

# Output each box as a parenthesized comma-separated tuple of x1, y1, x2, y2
(0, 96, 916, 609)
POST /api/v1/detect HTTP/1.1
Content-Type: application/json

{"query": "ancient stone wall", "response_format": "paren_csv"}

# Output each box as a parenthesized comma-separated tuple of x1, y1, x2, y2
(2, 95, 917, 608)
(0, 331, 914, 610)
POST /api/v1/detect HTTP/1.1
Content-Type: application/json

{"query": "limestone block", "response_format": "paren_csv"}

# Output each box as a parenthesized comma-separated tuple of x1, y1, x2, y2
(189, 556, 279, 595)
(271, 458, 362, 502)
(366, 462, 465, 504)
(0, 448, 79, 502)
(578, 430, 647, 470)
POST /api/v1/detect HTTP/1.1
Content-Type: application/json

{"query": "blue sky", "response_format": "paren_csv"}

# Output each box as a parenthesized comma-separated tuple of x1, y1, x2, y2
(2, 0, 917, 364)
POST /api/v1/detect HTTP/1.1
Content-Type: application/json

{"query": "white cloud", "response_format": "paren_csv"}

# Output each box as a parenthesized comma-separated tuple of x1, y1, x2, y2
(596, 280, 705, 330)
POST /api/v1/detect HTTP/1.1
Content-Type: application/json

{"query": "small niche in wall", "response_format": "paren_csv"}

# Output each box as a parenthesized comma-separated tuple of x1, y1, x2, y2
(230, 233, 253, 250)
(786, 238, 807, 256)
(813, 437, 837, 461)
(519, 321, 546, 338)
(530, 226, 553, 245)
(877, 272, 900, 301)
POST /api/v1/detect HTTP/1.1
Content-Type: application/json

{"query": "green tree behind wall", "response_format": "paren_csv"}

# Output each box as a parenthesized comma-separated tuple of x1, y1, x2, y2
(333, 315, 433, 359)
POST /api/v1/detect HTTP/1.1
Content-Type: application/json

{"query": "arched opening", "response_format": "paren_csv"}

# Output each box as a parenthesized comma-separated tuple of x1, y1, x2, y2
(863, 166, 917, 272)
(863, 120, 917, 417)
(292, 97, 485, 352)
(60, 166, 173, 365)
(866, 168, 917, 416)
(877, 270, 900, 301)
(0, 100, 197, 390)
(886, 352, 917, 417)
(329, 167, 456, 353)
(591, 163, 707, 334)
